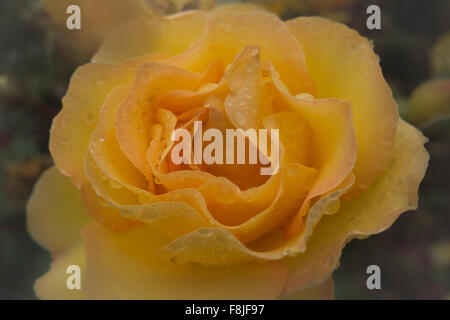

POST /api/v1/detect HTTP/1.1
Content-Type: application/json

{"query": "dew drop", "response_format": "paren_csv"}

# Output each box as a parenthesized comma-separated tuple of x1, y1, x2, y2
(295, 93, 315, 102)
(97, 196, 109, 207)
(110, 180, 122, 189)
(234, 111, 247, 127)
(198, 229, 212, 236)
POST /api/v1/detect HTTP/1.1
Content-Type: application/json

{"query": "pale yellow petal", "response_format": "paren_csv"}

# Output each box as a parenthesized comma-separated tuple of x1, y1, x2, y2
(34, 243, 85, 300)
(50, 55, 160, 187)
(82, 223, 287, 299)
(287, 17, 399, 196)
(282, 119, 429, 296)
(27, 166, 91, 254)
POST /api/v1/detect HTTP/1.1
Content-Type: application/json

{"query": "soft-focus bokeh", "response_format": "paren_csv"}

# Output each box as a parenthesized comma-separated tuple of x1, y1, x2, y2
(0, 0, 448, 299)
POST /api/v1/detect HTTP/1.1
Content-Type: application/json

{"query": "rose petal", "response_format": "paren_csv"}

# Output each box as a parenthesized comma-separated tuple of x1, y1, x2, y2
(226, 163, 316, 243)
(197, 173, 280, 226)
(273, 92, 357, 238)
(116, 61, 223, 180)
(34, 243, 85, 300)
(224, 46, 273, 129)
(282, 119, 429, 296)
(84, 152, 209, 239)
(263, 111, 312, 165)
(168, 11, 315, 94)
(161, 170, 350, 266)
(287, 17, 399, 196)
(94, 11, 208, 65)
(80, 181, 137, 232)
(82, 223, 287, 299)
(27, 166, 91, 254)
(50, 54, 161, 187)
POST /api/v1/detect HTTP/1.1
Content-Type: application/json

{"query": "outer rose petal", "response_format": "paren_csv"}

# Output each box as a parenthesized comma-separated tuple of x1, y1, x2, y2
(34, 243, 85, 300)
(80, 181, 137, 232)
(27, 166, 91, 254)
(50, 54, 161, 187)
(281, 119, 429, 296)
(82, 223, 287, 299)
(287, 17, 399, 196)
(94, 11, 208, 65)
(27, 167, 90, 299)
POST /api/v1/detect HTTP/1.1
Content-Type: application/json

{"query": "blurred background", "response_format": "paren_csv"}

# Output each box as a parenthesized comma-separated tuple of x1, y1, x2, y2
(0, 0, 449, 299)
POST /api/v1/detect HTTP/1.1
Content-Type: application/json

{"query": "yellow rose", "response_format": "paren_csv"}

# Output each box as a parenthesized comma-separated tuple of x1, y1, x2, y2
(28, 5, 429, 299)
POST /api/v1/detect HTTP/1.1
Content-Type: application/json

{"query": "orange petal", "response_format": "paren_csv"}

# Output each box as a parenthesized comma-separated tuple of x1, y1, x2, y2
(84, 151, 210, 239)
(89, 85, 149, 191)
(80, 181, 137, 232)
(263, 111, 312, 165)
(168, 10, 315, 94)
(225, 163, 317, 244)
(161, 170, 350, 266)
(224, 46, 273, 129)
(197, 173, 281, 226)
(50, 54, 161, 187)
(116, 61, 223, 180)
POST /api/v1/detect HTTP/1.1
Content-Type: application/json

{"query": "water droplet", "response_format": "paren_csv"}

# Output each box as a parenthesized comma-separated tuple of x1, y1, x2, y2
(295, 93, 315, 102)
(169, 242, 184, 251)
(142, 209, 159, 222)
(198, 229, 212, 236)
(234, 111, 247, 127)
(110, 180, 122, 189)
(198, 82, 218, 93)
(97, 196, 109, 207)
